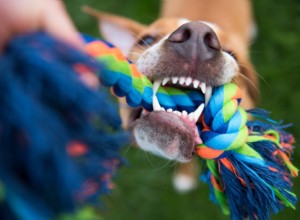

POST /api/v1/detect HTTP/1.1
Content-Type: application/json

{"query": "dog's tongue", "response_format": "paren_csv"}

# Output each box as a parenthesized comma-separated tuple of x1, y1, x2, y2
(142, 108, 203, 146)
(147, 82, 212, 148)
(179, 114, 202, 144)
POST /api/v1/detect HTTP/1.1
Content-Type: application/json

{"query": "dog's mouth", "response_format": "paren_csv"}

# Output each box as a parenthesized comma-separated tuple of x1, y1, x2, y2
(133, 76, 213, 162)
(152, 76, 211, 117)
(132, 21, 239, 162)
(151, 77, 212, 145)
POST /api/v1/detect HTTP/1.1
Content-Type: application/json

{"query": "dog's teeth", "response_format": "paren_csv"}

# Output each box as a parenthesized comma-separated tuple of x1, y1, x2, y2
(173, 111, 182, 116)
(152, 95, 161, 111)
(162, 77, 170, 86)
(200, 82, 206, 94)
(185, 77, 192, 86)
(167, 108, 173, 112)
(179, 77, 185, 85)
(182, 110, 188, 117)
(188, 112, 194, 121)
(161, 107, 165, 111)
(153, 80, 162, 95)
(172, 77, 179, 84)
(193, 80, 200, 88)
(205, 86, 213, 105)
(194, 103, 205, 122)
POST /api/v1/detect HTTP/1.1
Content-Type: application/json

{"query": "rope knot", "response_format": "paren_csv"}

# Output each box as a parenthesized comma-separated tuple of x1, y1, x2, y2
(196, 83, 248, 159)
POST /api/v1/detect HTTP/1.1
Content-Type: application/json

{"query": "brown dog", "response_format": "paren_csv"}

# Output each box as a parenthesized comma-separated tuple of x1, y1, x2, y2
(83, 0, 258, 192)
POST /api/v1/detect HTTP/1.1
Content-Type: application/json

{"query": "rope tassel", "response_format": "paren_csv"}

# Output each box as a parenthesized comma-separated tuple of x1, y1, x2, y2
(84, 36, 298, 219)
(197, 84, 298, 219)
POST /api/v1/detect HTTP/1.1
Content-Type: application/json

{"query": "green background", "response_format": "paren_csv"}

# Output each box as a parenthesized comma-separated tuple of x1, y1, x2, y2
(65, 0, 300, 219)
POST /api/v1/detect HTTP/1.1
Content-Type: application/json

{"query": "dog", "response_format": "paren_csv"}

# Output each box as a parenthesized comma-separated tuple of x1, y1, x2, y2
(83, 0, 258, 192)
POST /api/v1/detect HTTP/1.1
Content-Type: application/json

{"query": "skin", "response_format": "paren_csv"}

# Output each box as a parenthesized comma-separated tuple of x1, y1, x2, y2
(0, 0, 100, 87)
(0, 0, 83, 52)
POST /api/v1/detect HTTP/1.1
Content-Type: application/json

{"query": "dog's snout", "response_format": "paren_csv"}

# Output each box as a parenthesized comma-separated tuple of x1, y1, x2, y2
(167, 22, 221, 61)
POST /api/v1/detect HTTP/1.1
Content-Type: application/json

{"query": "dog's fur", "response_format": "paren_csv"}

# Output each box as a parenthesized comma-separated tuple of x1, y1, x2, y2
(83, 0, 258, 191)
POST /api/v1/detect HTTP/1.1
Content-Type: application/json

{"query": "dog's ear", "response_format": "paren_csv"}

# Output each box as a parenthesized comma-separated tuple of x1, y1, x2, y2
(83, 6, 146, 56)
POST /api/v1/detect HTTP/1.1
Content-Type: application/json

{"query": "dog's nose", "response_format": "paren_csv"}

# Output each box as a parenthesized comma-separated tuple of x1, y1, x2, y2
(167, 22, 221, 61)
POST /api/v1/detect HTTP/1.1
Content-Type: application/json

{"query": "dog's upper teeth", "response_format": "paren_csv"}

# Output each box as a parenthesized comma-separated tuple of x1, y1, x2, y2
(152, 78, 209, 123)
(179, 77, 185, 85)
(205, 86, 212, 105)
(193, 80, 200, 88)
(200, 82, 206, 94)
(185, 77, 192, 86)
(162, 77, 170, 86)
(172, 77, 179, 84)
(153, 80, 162, 95)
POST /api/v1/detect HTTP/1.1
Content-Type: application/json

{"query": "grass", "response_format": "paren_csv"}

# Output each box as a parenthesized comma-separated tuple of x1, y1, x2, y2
(65, 0, 300, 219)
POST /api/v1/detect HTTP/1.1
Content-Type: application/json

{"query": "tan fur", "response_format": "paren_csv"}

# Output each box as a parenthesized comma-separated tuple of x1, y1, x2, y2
(161, 0, 253, 46)
(161, 0, 258, 190)
(161, 0, 258, 106)
(83, 0, 259, 191)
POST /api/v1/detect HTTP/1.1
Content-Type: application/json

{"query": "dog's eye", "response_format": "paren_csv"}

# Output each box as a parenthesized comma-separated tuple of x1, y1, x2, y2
(224, 50, 237, 60)
(137, 35, 156, 46)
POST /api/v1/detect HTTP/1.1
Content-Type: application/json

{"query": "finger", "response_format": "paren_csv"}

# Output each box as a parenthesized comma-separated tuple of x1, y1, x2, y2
(42, 0, 84, 50)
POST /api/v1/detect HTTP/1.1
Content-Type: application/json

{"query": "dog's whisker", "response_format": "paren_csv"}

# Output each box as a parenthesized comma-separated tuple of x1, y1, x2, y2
(238, 62, 270, 88)
(135, 44, 147, 51)
(153, 159, 177, 172)
(134, 34, 152, 49)
(238, 72, 261, 94)
(129, 49, 143, 54)
(247, 39, 257, 48)
(224, 46, 247, 57)
(153, 30, 165, 39)
(128, 51, 142, 57)
(126, 31, 152, 50)
(122, 144, 134, 157)
(142, 150, 155, 167)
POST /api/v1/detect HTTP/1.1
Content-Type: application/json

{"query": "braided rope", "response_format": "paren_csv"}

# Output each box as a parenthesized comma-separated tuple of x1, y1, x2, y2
(196, 84, 249, 158)
(84, 37, 298, 220)
(85, 40, 204, 112)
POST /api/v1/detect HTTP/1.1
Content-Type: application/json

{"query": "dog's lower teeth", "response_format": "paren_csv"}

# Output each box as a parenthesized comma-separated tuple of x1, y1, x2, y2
(152, 77, 208, 122)
(193, 103, 205, 121)
(174, 111, 181, 116)
(153, 95, 161, 111)
(188, 112, 194, 121)
(152, 94, 204, 122)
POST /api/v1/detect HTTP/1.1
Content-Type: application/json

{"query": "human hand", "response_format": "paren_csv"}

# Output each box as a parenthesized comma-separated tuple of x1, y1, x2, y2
(0, 0, 83, 52)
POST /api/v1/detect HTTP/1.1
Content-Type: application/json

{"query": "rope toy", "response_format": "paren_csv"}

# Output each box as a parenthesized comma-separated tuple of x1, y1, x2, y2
(84, 35, 204, 112)
(83, 36, 298, 220)
(0, 33, 128, 220)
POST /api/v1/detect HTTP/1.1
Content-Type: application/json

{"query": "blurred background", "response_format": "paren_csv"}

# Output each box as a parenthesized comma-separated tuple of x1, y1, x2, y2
(65, 0, 300, 219)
